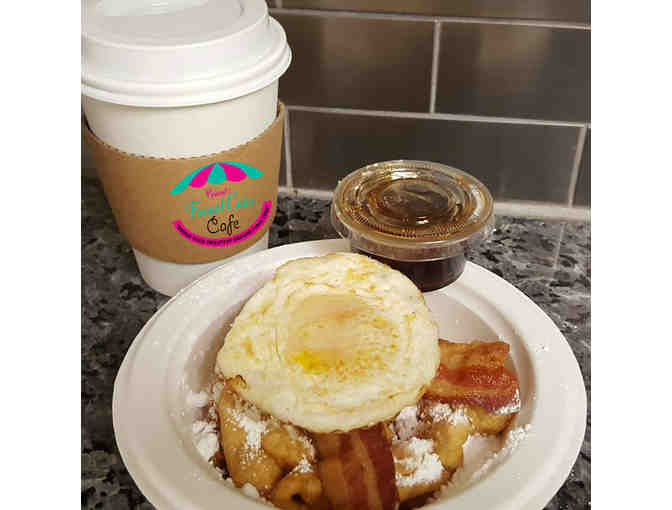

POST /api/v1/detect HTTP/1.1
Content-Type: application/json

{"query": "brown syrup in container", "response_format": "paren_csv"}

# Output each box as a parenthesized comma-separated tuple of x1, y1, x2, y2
(331, 161, 493, 291)
(355, 250, 466, 292)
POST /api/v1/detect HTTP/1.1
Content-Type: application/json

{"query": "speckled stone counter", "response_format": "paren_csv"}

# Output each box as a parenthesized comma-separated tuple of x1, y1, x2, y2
(82, 176, 590, 510)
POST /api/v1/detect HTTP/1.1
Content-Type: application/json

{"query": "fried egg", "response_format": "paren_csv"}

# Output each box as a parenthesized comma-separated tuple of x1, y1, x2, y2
(215, 252, 440, 433)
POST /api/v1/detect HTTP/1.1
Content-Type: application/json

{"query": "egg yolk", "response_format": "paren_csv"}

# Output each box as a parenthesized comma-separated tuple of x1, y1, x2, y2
(286, 294, 399, 377)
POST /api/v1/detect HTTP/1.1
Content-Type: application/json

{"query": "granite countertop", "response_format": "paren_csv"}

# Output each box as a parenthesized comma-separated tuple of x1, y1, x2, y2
(82, 176, 590, 510)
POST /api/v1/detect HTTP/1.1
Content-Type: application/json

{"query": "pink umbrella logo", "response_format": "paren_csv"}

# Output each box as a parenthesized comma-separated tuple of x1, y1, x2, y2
(170, 162, 263, 195)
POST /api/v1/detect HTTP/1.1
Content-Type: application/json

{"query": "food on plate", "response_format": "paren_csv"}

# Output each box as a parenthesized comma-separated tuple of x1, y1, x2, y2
(216, 386, 284, 494)
(425, 340, 520, 413)
(216, 252, 440, 433)
(262, 422, 317, 471)
(316, 424, 398, 510)
(270, 471, 324, 510)
(422, 402, 473, 473)
(201, 252, 524, 509)
(391, 435, 447, 503)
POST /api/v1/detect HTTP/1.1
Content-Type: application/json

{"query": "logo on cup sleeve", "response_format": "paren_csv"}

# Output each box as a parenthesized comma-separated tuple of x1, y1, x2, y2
(170, 162, 272, 247)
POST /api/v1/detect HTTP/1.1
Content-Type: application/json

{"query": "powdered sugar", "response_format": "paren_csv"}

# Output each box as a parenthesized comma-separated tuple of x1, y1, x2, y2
(424, 401, 471, 426)
(492, 389, 521, 415)
(293, 457, 314, 474)
(395, 438, 444, 488)
(505, 424, 530, 446)
(192, 420, 219, 461)
(394, 405, 420, 441)
(404, 437, 434, 458)
(229, 401, 267, 453)
(188, 382, 221, 462)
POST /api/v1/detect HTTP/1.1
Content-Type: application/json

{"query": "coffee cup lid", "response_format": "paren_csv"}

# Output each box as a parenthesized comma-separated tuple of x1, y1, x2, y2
(81, 0, 291, 107)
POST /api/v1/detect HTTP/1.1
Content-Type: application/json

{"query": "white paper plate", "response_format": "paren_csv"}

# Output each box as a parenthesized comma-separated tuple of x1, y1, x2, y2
(113, 239, 586, 510)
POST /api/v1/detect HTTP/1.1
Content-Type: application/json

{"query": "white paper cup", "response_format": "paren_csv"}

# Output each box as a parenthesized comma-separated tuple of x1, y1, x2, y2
(82, 0, 290, 295)
(82, 83, 278, 295)
(81, 83, 278, 159)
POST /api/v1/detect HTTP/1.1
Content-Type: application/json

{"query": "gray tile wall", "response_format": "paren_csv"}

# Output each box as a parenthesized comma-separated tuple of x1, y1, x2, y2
(277, 15, 434, 111)
(436, 24, 589, 121)
(272, 2, 590, 209)
(289, 110, 580, 203)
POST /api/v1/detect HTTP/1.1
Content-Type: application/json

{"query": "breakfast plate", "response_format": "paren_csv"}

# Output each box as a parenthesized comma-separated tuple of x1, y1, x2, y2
(113, 239, 586, 510)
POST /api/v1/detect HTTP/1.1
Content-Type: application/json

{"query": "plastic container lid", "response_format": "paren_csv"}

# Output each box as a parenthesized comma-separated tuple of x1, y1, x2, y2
(331, 160, 495, 261)
(81, 0, 291, 107)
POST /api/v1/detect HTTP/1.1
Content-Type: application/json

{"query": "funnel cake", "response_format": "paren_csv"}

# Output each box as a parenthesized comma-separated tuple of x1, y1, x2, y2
(211, 339, 521, 510)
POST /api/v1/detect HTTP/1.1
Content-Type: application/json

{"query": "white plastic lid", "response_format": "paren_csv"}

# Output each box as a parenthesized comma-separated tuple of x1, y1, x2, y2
(81, 0, 291, 107)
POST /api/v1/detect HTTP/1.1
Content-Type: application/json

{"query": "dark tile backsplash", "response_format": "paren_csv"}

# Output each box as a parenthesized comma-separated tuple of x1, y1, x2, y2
(269, 6, 590, 210)
(279, 1, 590, 23)
(275, 13, 434, 111)
(436, 24, 590, 121)
(574, 130, 590, 206)
(289, 109, 579, 204)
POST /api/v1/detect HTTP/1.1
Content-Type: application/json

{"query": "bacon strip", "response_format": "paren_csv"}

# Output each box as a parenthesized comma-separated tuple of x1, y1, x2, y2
(340, 433, 370, 510)
(316, 425, 399, 510)
(425, 340, 520, 413)
(314, 433, 343, 459)
(318, 456, 351, 510)
(357, 426, 398, 510)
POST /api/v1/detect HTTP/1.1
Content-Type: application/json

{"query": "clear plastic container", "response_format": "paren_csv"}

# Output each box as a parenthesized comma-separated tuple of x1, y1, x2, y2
(331, 160, 494, 291)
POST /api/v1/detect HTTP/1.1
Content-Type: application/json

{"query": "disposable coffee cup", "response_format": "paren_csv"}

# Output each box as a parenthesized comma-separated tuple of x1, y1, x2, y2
(82, 0, 291, 296)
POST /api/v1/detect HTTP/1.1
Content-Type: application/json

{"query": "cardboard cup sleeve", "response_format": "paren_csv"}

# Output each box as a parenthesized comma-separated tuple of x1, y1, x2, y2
(84, 103, 285, 264)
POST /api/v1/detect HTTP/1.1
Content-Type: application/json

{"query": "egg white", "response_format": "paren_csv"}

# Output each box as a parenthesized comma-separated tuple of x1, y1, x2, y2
(215, 252, 440, 433)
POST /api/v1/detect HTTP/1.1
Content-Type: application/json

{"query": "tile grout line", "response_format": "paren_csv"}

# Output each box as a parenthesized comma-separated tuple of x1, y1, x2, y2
(283, 107, 293, 188)
(269, 8, 590, 30)
(429, 22, 441, 113)
(494, 201, 589, 222)
(567, 126, 588, 205)
(286, 104, 586, 128)
(278, 186, 334, 201)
